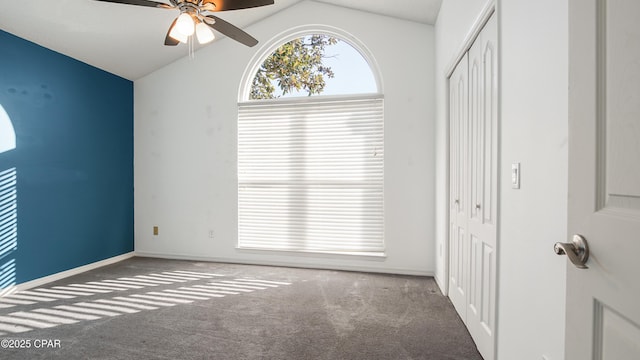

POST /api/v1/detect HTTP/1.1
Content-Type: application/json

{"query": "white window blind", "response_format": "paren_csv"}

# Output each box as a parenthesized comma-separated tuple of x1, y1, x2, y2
(238, 96, 384, 253)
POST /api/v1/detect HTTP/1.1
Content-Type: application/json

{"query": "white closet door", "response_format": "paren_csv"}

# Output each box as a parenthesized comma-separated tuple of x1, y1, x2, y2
(448, 53, 469, 320)
(466, 13, 497, 360)
(448, 11, 497, 360)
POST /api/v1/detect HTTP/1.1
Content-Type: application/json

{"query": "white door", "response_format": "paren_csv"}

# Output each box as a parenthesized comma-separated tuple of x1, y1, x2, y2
(565, 0, 640, 359)
(449, 52, 469, 319)
(448, 12, 497, 360)
(466, 13, 497, 360)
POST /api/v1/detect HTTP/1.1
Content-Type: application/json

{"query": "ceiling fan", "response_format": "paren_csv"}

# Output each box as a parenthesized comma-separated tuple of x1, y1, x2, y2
(93, 0, 275, 47)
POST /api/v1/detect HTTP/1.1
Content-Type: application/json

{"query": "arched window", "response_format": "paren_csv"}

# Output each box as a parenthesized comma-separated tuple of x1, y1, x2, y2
(237, 26, 384, 254)
(0, 104, 17, 291)
(0, 104, 16, 154)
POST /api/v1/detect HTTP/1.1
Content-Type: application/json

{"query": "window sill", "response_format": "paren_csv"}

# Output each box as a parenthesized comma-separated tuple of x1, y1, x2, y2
(235, 247, 387, 260)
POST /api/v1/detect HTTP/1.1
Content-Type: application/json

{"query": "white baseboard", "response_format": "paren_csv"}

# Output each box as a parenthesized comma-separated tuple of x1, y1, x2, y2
(135, 251, 434, 277)
(434, 274, 447, 296)
(2, 252, 135, 296)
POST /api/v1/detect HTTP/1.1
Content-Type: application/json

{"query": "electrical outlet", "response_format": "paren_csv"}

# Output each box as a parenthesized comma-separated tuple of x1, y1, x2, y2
(208, 230, 214, 239)
(153, 226, 159, 236)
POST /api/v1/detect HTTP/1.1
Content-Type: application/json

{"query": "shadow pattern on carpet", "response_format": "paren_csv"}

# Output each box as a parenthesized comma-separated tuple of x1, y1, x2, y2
(0, 258, 482, 360)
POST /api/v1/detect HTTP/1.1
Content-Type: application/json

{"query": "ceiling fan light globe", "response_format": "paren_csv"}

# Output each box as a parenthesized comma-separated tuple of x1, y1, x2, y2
(169, 26, 188, 43)
(196, 23, 215, 44)
(175, 13, 195, 36)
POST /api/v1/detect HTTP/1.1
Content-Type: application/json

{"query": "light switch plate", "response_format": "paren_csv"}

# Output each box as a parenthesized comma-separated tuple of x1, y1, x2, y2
(512, 163, 521, 189)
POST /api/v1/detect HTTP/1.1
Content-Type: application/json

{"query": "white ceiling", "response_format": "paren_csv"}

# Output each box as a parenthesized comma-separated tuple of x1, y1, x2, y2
(0, 0, 442, 80)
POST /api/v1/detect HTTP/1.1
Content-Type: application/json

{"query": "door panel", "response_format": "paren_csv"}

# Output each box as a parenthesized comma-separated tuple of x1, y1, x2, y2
(595, 302, 640, 359)
(566, 0, 640, 359)
(481, 242, 494, 331)
(482, 32, 497, 227)
(606, 0, 640, 199)
(470, 52, 482, 222)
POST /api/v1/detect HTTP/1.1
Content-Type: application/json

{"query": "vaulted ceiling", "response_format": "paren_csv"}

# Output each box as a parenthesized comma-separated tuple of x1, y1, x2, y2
(0, 0, 442, 80)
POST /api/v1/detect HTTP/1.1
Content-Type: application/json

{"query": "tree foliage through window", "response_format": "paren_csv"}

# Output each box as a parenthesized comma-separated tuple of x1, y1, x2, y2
(250, 35, 338, 100)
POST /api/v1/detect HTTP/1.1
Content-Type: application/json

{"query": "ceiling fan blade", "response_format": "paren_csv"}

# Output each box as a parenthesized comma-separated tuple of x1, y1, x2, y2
(205, 15, 258, 47)
(93, 0, 173, 9)
(202, 0, 274, 12)
(164, 18, 180, 46)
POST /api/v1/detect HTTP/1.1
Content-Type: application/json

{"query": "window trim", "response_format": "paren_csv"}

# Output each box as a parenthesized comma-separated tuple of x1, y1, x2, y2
(237, 25, 385, 257)
(237, 24, 384, 102)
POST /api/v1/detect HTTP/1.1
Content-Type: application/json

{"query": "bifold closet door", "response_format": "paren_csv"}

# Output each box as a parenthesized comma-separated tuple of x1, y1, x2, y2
(448, 12, 497, 360)
(466, 13, 497, 360)
(448, 53, 469, 319)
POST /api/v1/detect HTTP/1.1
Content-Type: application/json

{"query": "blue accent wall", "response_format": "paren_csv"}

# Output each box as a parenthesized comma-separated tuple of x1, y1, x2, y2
(0, 30, 133, 285)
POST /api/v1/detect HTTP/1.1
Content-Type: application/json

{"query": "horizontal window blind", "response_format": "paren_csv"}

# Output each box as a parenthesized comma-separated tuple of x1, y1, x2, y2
(238, 96, 384, 253)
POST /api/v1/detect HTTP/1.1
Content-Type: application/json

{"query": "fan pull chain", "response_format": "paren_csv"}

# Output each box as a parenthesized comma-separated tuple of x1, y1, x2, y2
(188, 35, 195, 60)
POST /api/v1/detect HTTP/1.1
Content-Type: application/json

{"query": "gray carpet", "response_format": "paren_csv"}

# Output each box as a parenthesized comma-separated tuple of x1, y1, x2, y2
(0, 257, 483, 359)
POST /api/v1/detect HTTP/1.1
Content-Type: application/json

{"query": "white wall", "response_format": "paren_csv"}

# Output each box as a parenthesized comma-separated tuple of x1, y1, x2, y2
(498, 1, 568, 359)
(134, 0, 436, 275)
(435, 0, 569, 359)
